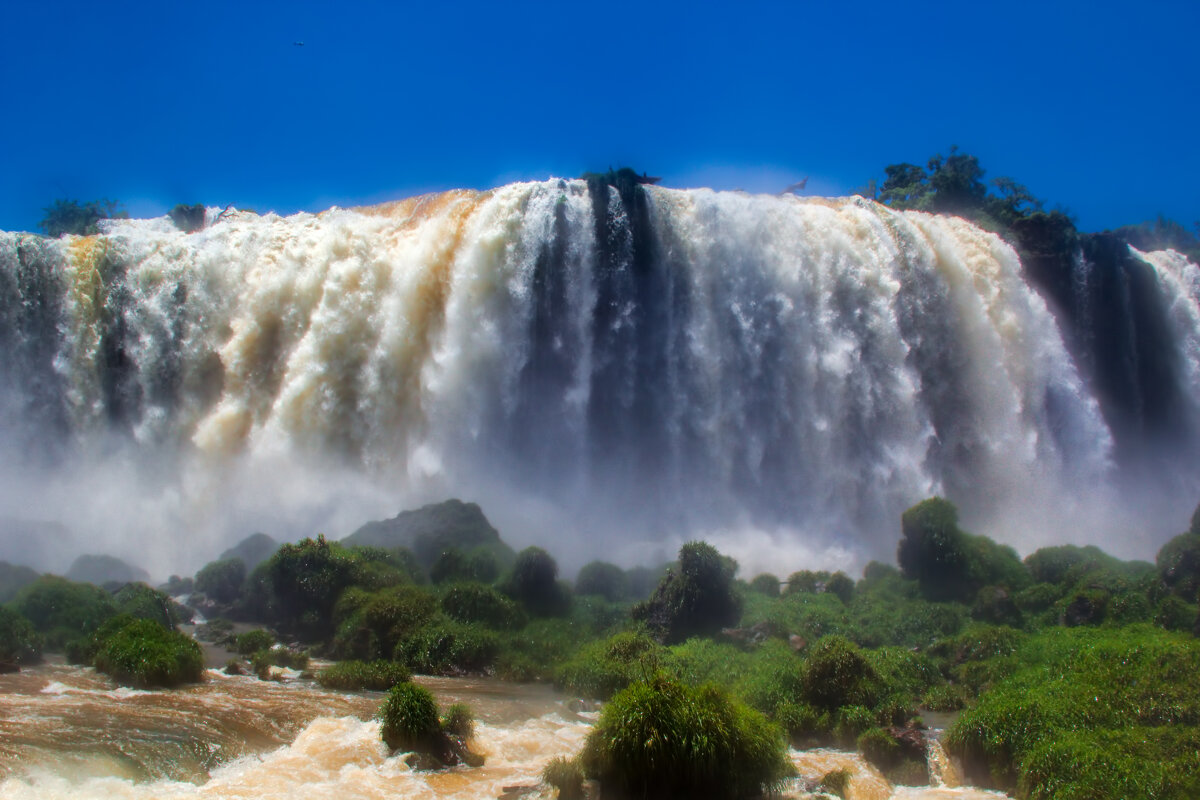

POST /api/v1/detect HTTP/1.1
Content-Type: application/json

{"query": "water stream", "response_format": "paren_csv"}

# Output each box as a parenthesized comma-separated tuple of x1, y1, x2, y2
(0, 662, 1009, 800)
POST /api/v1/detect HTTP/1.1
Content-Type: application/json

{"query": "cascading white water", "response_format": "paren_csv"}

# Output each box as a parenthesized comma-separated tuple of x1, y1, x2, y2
(0, 180, 1191, 576)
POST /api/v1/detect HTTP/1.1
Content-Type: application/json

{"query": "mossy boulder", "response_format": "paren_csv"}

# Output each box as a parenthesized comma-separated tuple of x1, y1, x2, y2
(378, 682, 481, 767)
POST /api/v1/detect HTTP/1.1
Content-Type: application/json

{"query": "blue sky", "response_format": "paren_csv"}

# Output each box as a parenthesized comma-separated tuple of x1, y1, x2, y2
(2, 0, 1197, 233)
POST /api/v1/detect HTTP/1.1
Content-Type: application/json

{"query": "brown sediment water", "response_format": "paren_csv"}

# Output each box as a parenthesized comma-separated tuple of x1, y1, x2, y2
(0, 662, 588, 799)
(0, 662, 1008, 800)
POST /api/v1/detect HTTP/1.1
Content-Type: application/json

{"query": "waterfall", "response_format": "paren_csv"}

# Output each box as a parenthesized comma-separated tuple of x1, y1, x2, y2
(0, 181, 1193, 575)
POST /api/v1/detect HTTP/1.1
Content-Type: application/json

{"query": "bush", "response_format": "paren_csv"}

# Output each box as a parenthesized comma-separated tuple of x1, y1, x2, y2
(11, 576, 117, 649)
(749, 573, 781, 598)
(543, 756, 584, 800)
(331, 584, 439, 660)
(379, 682, 442, 752)
(439, 582, 525, 629)
(897, 498, 1029, 603)
(194, 558, 246, 605)
(317, 659, 410, 691)
(802, 635, 883, 711)
(0, 607, 42, 665)
(576, 561, 630, 602)
(92, 618, 204, 688)
(1157, 530, 1200, 600)
(503, 547, 570, 617)
(39, 198, 126, 237)
(556, 631, 664, 700)
(632, 542, 741, 644)
(579, 673, 791, 799)
(395, 620, 499, 675)
(234, 629, 275, 656)
(440, 703, 474, 739)
(378, 683, 480, 767)
(113, 582, 190, 627)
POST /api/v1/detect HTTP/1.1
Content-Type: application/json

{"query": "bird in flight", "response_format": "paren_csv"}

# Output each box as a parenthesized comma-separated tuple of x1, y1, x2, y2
(293, 41, 305, 46)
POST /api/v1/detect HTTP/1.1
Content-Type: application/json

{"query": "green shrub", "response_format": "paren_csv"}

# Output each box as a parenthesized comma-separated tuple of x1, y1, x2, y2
(818, 768, 851, 798)
(92, 618, 204, 688)
(632, 541, 741, 644)
(379, 682, 442, 752)
(802, 635, 882, 711)
(331, 585, 439, 660)
(194, 558, 246, 605)
(748, 573, 781, 598)
(234, 629, 274, 656)
(440, 703, 474, 739)
(395, 620, 499, 675)
(439, 582, 525, 629)
(0, 607, 42, 665)
(1155, 596, 1196, 631)
(427, 546, 500, 585)
(897, 498, 1029, 603)
(317, 659, 410, 691)
(579, 673, 791, 799)
(575, 561, 629, 601)
(946, 625, 1200, 796)
(556, 631, 664, 700)
(495, 618, 590, 682)
(11, 576, 117, 649)
(1157, 529, 1200, 600)
(543, 756, 584, 800)
(503, 547, 570, 617)
(112, 582, 190, 626)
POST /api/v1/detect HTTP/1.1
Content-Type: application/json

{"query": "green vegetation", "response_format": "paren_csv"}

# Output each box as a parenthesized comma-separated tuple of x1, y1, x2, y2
(578, 673, 791, 799)
(0, 561, 39, 604)
(317, 659, 410, 691)
(898, 498, 1028, 602)
(0, 606, 42, 665)
(946, 625, 1200, 798)
(39, 198, 127, 237)
(91, 617, 204, 688)
(195, 558, 247, 605)
(633, 541, 741, 643)
(378, 682, 481, 767)
(111, 494, 1200, 795)
(543, 755, 585, 800)
(11, 576, 117, 649)
(234, 629, 274, 655)
(503, 546, 570, 617)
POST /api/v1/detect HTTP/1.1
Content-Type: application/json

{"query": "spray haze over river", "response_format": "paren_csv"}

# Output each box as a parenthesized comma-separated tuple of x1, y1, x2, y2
(0, 180, 1197, 577)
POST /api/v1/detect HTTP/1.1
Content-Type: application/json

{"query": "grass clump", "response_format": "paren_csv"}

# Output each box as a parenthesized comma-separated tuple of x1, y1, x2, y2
(543, 755, 585, 799)
(378, 682, 481, 767)
(92, 617, 204, 688)
(579, 673, 791, 799)
(317, 659, 410, 691)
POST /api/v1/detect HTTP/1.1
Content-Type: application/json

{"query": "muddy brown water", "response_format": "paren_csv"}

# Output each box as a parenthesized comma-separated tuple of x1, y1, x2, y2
(0, 662, 1008, 799)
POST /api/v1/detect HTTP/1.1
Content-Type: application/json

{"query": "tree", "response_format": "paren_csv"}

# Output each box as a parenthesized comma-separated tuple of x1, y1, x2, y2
(897, 498, 1028, 603)
(632, 541, 741, 643)
(503, 546, 569, 617)
(39, 198, 127, 237)
(195, 558, 247, 605)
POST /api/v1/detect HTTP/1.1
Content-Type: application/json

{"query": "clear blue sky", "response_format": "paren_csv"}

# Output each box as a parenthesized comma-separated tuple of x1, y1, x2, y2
(2, 0, 1197, 234)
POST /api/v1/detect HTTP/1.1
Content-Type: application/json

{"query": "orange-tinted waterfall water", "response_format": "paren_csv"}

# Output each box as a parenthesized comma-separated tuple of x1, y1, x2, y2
(0, 662, 1010, 799)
